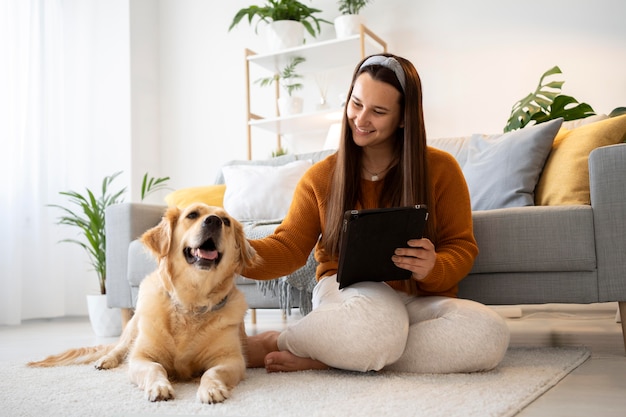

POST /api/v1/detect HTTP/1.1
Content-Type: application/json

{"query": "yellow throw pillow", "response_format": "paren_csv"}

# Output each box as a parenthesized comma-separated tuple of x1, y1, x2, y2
(535, 114, 626, 205)
(164, 184, 226, 208)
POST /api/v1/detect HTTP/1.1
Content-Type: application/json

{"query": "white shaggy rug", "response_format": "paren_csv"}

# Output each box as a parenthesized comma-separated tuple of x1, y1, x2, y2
(0, 347, 589, 417)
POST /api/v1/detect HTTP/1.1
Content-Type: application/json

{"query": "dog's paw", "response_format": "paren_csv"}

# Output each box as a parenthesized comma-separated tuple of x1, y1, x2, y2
(94, 355, 120, 370)
(146, 381, 175, 402)
(197, 381, 231, 404)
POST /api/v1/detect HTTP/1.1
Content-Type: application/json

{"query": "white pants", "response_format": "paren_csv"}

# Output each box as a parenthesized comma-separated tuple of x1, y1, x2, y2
(277, 276, 510, 373)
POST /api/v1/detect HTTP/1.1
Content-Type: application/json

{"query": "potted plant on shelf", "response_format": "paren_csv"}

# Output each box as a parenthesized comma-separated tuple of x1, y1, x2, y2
(256, 55, 306, 116)
(334, 0, 373, 38)
(50, 172, 169, 336)
(229, 0, 331, 51)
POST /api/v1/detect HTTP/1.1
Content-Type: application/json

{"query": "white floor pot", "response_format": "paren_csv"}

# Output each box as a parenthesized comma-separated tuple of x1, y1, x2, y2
(278, 96, 304, 116)
(266, 20, 305, 51)
(87, 294, 122, 337)
(334, 14, 364, 39)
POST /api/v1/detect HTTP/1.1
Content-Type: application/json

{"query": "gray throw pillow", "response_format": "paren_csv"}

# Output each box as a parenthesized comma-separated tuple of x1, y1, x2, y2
(463, 118, 563, 211)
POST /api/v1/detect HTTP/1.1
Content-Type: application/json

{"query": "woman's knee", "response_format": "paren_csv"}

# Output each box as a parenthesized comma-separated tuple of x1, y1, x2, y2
(336, 287, 409, 370)
(388, 297, 510, 373)
(436, 298, 510, 371)
(287, 281, 410, 371)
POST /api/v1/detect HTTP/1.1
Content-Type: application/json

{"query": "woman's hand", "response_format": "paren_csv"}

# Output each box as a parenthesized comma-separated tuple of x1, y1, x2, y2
(392, 238, 436, 281)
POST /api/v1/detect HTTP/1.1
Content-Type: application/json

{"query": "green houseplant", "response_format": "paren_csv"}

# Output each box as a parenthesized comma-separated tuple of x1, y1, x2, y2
(337, 0, 373, 15)
(256, 56, 306, 116)
(50, 172, 126, 296)
(256, 55, 306, 97)
(503, 66, 595, 132)
(229, 0, 330, 38)
(334, 0, 373, 38)
(50, 172, 126, 337)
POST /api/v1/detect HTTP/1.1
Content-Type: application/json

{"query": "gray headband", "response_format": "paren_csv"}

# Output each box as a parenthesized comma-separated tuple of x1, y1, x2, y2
(359, 55, 406, 92)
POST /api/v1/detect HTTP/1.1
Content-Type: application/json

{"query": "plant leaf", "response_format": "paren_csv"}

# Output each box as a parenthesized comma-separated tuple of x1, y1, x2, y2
(140, 173, 171, 201)
(609, 107, 626, 118)
(49, 171, 127, 294)
(504, 66, 563, 132)
(531, 95, 595, 123)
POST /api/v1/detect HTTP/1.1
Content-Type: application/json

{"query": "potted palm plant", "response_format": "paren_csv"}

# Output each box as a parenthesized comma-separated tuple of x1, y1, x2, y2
(256, 56, 306, 116)
(50, 172, 169, 336)
(229, 0, 331, 51)
(334, 0, 374, 38)
(50, 172, 126, 336)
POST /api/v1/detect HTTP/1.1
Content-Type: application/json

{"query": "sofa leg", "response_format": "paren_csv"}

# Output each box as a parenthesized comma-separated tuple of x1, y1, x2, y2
(250, 309, 257, 325)
(617, 301, 626, 351)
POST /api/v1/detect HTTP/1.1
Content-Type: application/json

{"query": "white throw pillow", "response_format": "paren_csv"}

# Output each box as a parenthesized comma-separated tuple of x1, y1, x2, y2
(222, 160, 312, 221)
(463, 118, 563, 211)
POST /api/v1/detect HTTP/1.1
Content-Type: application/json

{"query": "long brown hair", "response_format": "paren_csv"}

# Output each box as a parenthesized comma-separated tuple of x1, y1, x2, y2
(321, 53, 435, 256)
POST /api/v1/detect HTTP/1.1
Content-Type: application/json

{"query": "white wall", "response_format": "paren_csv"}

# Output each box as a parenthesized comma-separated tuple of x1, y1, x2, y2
(129, 0, 160, 202)
(137, 0, 625, 192)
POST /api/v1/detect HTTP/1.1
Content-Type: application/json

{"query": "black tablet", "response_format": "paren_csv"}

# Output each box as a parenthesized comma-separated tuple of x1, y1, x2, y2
(336, 205, 429, 289)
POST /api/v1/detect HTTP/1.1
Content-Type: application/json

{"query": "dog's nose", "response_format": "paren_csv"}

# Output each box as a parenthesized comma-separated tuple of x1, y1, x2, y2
(203, 215, 223, 231)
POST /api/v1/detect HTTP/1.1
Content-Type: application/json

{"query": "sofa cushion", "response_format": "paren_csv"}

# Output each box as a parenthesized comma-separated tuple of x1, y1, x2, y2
(222, 160, 312, 221)
(164, 184, 226, 208)
(470, 205, 596, 274)
(428, 136, 471, 167)
(462, 118, 563, 211)
(535, 114, 626, 205)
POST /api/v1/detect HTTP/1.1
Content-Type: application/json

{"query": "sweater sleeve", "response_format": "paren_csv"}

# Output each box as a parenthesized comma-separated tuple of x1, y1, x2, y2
(414, 148, 479, 296)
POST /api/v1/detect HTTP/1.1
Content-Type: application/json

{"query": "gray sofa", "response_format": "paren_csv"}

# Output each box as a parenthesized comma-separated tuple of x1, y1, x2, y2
(105, 133, 626, 349)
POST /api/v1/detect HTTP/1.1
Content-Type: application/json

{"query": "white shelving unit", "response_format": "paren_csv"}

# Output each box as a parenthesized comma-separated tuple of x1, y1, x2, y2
(244, 25, 387, 159)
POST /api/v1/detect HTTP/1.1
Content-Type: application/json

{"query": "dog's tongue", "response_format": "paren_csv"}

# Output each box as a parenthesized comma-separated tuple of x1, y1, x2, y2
(196, 248, 218, 260)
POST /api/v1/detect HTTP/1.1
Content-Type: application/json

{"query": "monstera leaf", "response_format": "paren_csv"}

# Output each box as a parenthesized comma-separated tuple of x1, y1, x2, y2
(531, 95, 596, 125)
(504, 66, 564, 132)
(609, 107, 626, 117)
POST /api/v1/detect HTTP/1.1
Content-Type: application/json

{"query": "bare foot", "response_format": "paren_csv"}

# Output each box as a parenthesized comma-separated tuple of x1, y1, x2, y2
(246, 331, 280, 368)
(265, 350, 330, 373)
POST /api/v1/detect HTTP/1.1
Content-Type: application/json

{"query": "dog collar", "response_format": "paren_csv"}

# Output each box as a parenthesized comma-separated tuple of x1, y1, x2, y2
(170, 294, 229, 315)
(211, 295, 228, 312)
(196, 295, 228, 315)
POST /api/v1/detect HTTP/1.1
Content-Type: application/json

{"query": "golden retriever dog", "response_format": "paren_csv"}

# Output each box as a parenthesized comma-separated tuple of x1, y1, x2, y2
(28, 203, 256, 403)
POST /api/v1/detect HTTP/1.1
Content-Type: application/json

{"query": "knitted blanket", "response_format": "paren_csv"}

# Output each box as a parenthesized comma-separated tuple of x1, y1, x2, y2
(243, 220, 317, 315)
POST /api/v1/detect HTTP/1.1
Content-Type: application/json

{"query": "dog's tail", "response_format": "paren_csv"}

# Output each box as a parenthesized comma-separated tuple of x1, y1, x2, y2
(27, 345, 115, 367)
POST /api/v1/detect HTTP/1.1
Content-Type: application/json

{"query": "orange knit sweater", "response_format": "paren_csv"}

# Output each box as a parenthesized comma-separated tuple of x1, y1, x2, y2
(243, 147, 478, 297)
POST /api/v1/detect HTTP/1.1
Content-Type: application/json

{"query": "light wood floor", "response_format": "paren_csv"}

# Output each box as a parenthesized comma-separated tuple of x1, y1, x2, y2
(1, 303, 625, 416)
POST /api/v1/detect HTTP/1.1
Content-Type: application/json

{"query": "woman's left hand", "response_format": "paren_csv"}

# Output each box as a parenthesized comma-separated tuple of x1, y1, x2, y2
(392, 238, 436, 281)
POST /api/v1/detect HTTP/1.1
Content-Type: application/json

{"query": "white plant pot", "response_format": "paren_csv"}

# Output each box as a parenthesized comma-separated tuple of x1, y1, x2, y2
(278, 96, 304, 116)
(87, 294, 122, 337)
(266, 20, 305, 51)
(334, 15, 364, 39)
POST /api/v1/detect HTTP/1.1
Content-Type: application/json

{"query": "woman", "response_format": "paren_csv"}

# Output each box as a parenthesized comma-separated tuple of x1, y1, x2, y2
(244, 53, 510, 373)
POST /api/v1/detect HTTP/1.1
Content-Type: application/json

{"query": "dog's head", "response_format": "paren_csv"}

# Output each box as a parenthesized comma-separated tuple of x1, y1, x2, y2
(140, 203, 256, 310)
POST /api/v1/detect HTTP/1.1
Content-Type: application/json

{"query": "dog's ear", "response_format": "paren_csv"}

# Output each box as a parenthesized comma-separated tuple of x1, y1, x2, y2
(141, 207, 180, 259)
(232, 219, 257, 271)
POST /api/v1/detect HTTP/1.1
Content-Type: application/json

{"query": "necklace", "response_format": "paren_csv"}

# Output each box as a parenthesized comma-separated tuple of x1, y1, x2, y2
(362, 160, 395, 181)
